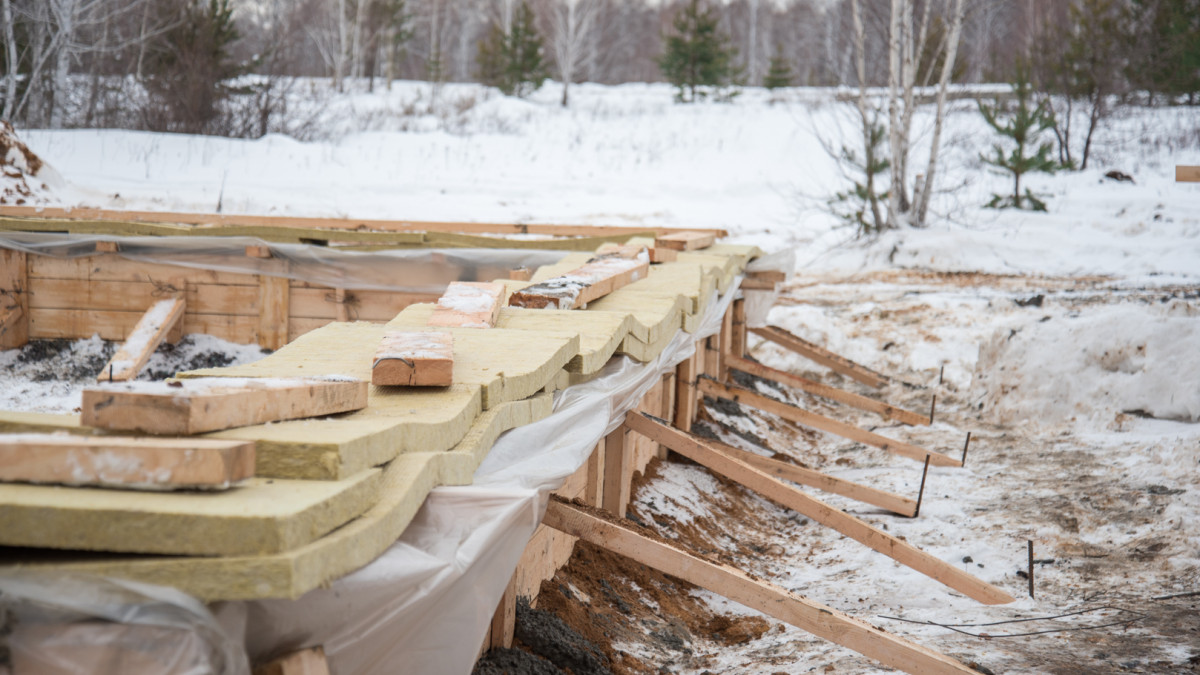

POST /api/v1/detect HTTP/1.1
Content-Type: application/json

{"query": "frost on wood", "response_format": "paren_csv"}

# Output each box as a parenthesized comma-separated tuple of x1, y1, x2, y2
(427, 282, 505, 328)
(372, 331, 454, 386)
(510, 248, 650, 309)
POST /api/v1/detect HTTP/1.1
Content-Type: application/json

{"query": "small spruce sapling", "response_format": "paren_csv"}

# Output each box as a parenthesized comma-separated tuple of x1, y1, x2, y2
(978, 69, 1059, 211)
(830, 119, 890, 237)
(477, 1, 548, 98)
(658, 0, 738, 103)
(763, 49, 794, 90)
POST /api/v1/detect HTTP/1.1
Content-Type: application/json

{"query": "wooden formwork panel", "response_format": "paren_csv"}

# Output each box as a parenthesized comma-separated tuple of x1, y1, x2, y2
(28, 254, 255, 286)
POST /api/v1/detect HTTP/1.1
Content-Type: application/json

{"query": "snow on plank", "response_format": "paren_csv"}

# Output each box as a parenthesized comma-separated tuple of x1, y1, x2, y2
(97, 297, 185, 382)
(372, 331, 454, 387)
(509, 247, 650, 309)
(545, 497, 981, 675)
(426, 281, 505, 328)
(0, 433, 254, 490)
(654, 230, 716, 251)
(625, 413, 1014, 605)
(81, 376, 368, 435)
(596, 241, 677, 263)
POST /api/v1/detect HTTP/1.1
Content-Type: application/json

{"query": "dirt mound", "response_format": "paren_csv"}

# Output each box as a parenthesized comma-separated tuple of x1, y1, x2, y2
(514, 597, 611, 675)
(0, 120, 56, 205)
(473, 647, 564, 675)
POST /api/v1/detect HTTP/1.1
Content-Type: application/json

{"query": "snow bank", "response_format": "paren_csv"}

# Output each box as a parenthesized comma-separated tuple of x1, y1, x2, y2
(971, 303, 1200, 429)
(0, 121, 62, 205)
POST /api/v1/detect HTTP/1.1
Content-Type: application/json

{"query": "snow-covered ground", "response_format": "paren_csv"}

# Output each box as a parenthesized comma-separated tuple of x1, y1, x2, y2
(6, 81, 1200, 673)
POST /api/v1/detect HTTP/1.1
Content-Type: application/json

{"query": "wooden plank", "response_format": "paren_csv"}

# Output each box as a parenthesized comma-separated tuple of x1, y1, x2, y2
(741, 277, 780, 291)
(674, 351, 698, 432)
(746, 270, 786, 284)
(0, 433, 254, 490)
(698, 377, 960, 467)
(426, 281, 505, 328)
(544, 498, 981, 674)
(698, 434, 917, 516)
(718, 306, 734, 381)
(624, 414, 1013, 605)
(28, 253, 258, 286)
(98, 297, 186, 382)
(488, 574, 518, 650)
(731, 298, 746, 358)
(258, 275, 290, 350)
(728, 355, 929, 426)
(0, 248, 28, 348)
(602, 424, 631, 517)
(254, 647, 331, 675)
(510, 249, 650, 310)
(0, 205, 728, 238)
(29, 278, 255, 315)
(1176, 166, 1200, 182)
(751, 325, 889, 388)
(655, 231, 716, 251)
(585, 440, 605, 507)
(372, 331, 454, 386)
(288, 286, 440, 321)
(95, 240, 119, 253)
(82, 377, 369, 435)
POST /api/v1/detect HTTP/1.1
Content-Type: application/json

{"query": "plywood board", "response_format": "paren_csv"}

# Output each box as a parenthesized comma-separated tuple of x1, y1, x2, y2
(82, 377, 369, 435)
(0, 395, 552, 600)
(0, 433, 253, 490)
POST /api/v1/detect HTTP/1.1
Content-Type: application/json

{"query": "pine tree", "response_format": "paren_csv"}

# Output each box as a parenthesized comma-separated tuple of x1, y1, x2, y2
(978, 68, 1059, 211)
(762, 49, 793, 90)
(1130, 0, 1200, 104)
(477, 1, 547, 98)
(142, 0, 241, 134)
(658, 0, 737, 103)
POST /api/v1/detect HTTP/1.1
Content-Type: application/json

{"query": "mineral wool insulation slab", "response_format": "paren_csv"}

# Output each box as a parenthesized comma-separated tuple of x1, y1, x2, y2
(0, 467, 383, 557)
(0, 394, 552, 601)
(181, 321, 577, 479)
(388, 303, 636, 375)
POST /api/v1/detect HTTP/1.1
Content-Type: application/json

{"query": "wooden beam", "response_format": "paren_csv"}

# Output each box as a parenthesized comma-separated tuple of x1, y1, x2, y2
(97, 297, 186, 382)
(509, 250, 649, 310)
(698, 377, 960, 467)
(0, 433, 254, 490)
(698, 434, 916, 516)
(0, 205, 728, 239)
(751, 325, 888, 388)
(544, 498, 982, 674)
(602, 424, 631, 517)
(655, 231, 716, 251)
(746, 270, 786, 284)
(254, 647, 331, 675)
(740, 277, 780, 291)
(426, 281, 505, 328)
(1176, 166, 1200, 183)
(673, 351, 698, 432)
(94, 240, 119, 253)
(0, 248, 28, 349)
(372, 331, 454, 386)
(508, 267, 532, 281)
(727, 355, 929, 426)
(81, 376, 369, 435)
(731, 299, 746, 358)
(258, 274, 290, 350)
(624, 414, 1013, 605)
(488, 574, 518, 649)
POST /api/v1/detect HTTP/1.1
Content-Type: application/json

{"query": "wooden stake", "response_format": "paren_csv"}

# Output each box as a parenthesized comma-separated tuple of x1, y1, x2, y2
(0, 434, 254, 490)
(731, 299, 747, 359)
(727, 355, 928, 426)
(961, 432, 971, 467)
(257, 274, 290, 351)
(602, 424, 631, 517)
(929, 395, 936, 425)
(82, 377, 369, 435)
(1027, 540, 1035, 599)
(625, 414, 1014, 605)
(697, 377, 961, 467)
(0, 249, 28, 349)
(673, 353, 698, 432)
(913, 455, 931, 518)
(700, 435, 917, 516)
(544, 498, 981, 674)
(750, 326, 888, 388)
(97, 297, 186, 382)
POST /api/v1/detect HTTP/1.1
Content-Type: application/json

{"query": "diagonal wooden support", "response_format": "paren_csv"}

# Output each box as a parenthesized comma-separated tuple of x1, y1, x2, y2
(698, 377, 961, 467)
(98, 297, 186, 382)
(698, 432, 918, 516)
(544, 497, 982, 674)
(750, 325, 888, 388)
(727, 355, 929, 426)
(625, 413, 1013, 605)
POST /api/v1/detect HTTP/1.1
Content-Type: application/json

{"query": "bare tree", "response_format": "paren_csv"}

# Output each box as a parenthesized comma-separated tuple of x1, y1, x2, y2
(549, 0, 598, 105)
(2, 0, 17, 119)
(914, 0, 964, 223)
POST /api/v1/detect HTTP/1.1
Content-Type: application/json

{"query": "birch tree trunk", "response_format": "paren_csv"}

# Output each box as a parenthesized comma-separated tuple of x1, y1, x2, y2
(49, 0, 80, 129)
(335, 0, 348, 91)
(1, 0, 17, 120)
(915, 0, 965, 225)
(886, 0, 902, 227)
(851, 0, 884, 232)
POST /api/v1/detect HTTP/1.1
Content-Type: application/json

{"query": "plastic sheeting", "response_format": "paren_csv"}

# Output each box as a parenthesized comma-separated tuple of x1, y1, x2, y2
(0, 573, 249, 675)
(743, 247, 795, 328)
(0, 232, 569, 293)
